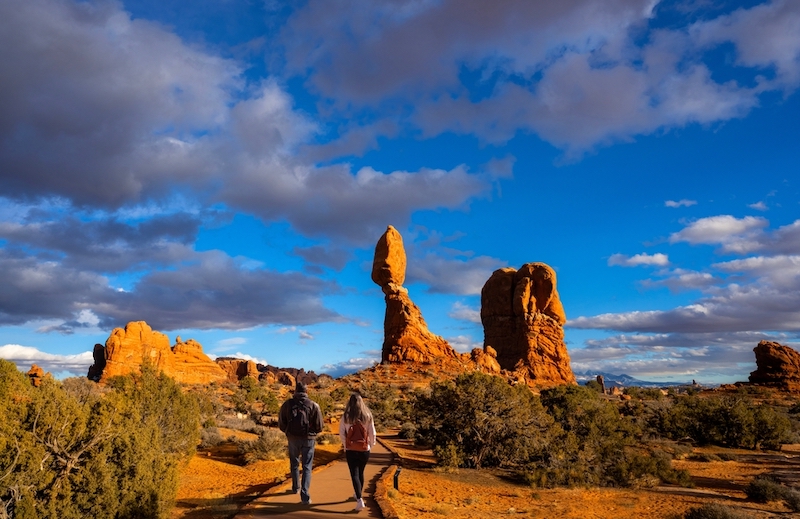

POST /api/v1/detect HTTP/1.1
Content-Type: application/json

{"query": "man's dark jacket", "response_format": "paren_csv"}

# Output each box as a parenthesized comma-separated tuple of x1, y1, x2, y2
(278, 391, 324, 438)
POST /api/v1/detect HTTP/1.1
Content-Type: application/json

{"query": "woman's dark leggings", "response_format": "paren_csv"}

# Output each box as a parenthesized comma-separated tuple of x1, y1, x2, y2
(345, 450, 370, 499)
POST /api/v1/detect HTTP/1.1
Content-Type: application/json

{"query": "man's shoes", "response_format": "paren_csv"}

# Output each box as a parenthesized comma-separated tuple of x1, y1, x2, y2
(302, 499, 312, 505)
(355, 498, 364, 511)
(292, 488, 299, 494)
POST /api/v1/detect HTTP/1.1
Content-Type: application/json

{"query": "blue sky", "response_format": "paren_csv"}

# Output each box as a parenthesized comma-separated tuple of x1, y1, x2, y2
(1, 0, 799, 383)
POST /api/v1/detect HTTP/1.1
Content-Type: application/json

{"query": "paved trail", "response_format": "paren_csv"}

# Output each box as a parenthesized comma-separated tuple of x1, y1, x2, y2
(235, 442, 393, 518)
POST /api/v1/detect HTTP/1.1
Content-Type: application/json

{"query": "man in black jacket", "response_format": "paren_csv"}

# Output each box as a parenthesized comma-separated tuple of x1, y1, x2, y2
(278, 381, 324, 504)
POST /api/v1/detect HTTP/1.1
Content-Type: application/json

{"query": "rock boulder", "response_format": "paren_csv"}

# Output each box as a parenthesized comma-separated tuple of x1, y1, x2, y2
(749, 340, 800, 392)
(481, 263, 575, 386)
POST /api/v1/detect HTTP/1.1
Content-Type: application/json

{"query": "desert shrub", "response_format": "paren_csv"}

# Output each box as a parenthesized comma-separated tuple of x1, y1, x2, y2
(535, 385, 690, 488)
(361, 382, 402, 429)
(261, 390, 280, 414)
(316, 432, 340, 445)
(584, 379, 603, 392)
(650, 395, 791, 450)
(784, 487, 800, 512)
(308, 390, 334, 417)
(624, 387, 663, 400)
(238, 429, 287, 464)
(683, 503, 748, 519)
(0, 361, 199, 519)
(413, 372, 553, 469)
(745, 475, 784, 502)
(398, 422, 417, 440)
(330, 386, 349, 403)
(688, 452, 722, 462)
(199, 427, 225, 449)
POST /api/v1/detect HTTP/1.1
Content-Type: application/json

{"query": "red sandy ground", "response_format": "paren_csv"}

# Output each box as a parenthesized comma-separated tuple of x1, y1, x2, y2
(173, 428, 800, 519)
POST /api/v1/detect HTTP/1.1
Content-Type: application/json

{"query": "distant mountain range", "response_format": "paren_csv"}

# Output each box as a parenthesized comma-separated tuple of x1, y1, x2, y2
(574, 371, 695, 388)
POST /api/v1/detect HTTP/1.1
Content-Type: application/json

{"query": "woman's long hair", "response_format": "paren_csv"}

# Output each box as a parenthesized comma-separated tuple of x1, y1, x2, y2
(343, 393, 372, 424)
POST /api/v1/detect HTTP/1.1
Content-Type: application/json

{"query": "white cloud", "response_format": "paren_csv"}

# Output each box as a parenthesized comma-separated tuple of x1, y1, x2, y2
(319, 357, 379, 378)
(0, 344, 93, 378)
(298, 330, 314, 341)
(448, 302, 481, 324)
(569, 331, 799, 383)
(279, 1, 800, 155)
(665, 199, 697, 208)
(748, 201, 768, 211)
(608, 252, 669, 267)
(406, 252, 504, 295)
(669, 215, 768, 253)
(231, 352, 269, 365)
(446, 335, 482, 354)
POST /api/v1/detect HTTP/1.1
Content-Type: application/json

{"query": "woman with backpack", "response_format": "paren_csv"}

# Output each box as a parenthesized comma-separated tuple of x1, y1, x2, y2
(338, 393, 377, 512)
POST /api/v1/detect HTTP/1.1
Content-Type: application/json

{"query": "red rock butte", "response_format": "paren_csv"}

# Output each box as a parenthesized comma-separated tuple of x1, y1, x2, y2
(88, 321, 228, 385)
(481, 263, 575, 386)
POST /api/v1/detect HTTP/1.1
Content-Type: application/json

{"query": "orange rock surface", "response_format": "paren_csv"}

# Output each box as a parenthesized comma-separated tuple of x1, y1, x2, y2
(26, 364, 45, 387)
(90, 321, 228, 385)
(371, 225, 406, 287)
(749, 340, 800, 392)
(481, 263, 575, 386)
(216, 358, 260, 383)
(372, 226, 458, 365)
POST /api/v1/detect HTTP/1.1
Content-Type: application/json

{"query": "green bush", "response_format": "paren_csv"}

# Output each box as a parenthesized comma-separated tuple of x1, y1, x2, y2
(238, 429, 287, 464)
(0, 360, 200, 519)
(683, 503, 747, 519)
(533, 385, 689, 488)
(413, 372, 553, 469)
(745, 476, 784, 502)
(650, 395, 791, 450)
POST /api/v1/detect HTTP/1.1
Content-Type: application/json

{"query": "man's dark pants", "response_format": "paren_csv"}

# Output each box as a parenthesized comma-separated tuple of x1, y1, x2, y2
(288, 436, 316, 503)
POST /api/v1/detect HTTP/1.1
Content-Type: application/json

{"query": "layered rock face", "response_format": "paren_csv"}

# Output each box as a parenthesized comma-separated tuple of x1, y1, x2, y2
(481, 263, 575, 386)
(373, 226, 458, 364)
(89, 321, 228, 385)
(749, 340, 800, 392)
(216, 358, 260, 382)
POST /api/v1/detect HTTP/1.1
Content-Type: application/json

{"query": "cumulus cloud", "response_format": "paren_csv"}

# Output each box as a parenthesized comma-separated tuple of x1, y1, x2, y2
(448, 302, 481, 324)
(0, 344, 93, 378)
(0, 248, 344, 332)
(574, 216, 800, 339)
(277, 0, 800, 155)
(665, 199, 697, 208)
(670, 215, 769, 253)
(608, 252, 669, 267)
(569, 331, 798, 382)
(406, 252, 504, 295)
(749, 201, 768, 211)
(320, 356, 379, 378)
(446, 334, 482, 354)
(0, 0, 495, 243)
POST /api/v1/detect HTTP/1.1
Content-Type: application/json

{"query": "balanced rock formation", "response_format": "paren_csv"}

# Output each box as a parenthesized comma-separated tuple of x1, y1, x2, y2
(481, 263, 575, 386)
(88, 321, 228, 385)
(749, 340, 800, 392)
(373, 226, 458, 364)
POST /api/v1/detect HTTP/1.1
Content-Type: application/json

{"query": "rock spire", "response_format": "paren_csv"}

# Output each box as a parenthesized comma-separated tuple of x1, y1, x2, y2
(480, 263, 575, 386)
(372, 226, 458, 364)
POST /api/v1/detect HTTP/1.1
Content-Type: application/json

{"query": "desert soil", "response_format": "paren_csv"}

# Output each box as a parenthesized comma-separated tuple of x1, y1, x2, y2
(172, 428, 800, 519)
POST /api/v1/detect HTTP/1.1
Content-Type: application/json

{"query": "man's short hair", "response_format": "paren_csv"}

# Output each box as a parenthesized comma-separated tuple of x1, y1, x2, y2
(295, 381, 307, 393)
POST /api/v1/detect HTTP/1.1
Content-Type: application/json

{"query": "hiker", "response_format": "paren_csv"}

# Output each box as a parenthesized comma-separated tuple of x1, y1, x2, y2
(338, 393, 377, 512)
(278, 381, 324, 504)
